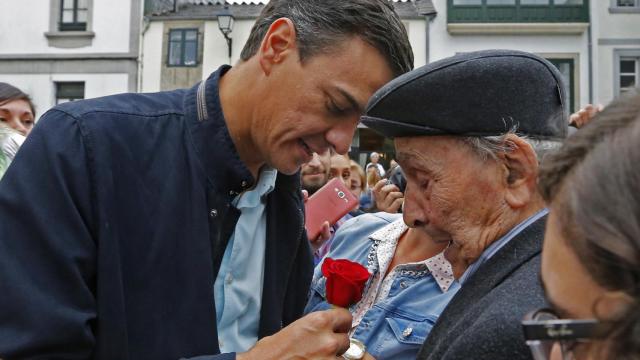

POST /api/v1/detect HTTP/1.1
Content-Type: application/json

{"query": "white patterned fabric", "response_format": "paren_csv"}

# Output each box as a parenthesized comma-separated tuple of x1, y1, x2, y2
(351, 218, 455, 329)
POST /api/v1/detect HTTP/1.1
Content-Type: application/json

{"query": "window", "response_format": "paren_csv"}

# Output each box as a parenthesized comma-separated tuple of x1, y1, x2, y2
(521, 0, 549, 4)
(55, 82, 85, 104)
(553, 0, 584, 4)
(617, 0, 640, 7)
(59, 0, 88, 31)
(167, 29, 198, 67)
(448, 0, 589, 22)
(619, 58, 639, 94)
(453, 0, 482, 5)
(547, 59, 575, 114)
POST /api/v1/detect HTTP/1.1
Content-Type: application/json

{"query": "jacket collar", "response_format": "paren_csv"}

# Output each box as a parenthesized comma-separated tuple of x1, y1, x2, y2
(184, 65, 255, 197)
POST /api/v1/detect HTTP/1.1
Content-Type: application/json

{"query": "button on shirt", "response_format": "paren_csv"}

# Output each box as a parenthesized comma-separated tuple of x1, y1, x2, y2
(214, 167, 278, 353)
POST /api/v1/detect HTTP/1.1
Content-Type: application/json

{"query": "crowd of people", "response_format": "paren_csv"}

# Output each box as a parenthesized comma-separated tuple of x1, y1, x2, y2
(0, 0, 639, 359)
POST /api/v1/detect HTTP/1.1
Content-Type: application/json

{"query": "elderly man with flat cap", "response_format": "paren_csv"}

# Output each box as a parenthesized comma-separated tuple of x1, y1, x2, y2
(361, 49, 567, 360)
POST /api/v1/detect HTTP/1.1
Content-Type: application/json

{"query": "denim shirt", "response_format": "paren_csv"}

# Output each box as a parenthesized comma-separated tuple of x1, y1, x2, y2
(305, 213, 460, 360)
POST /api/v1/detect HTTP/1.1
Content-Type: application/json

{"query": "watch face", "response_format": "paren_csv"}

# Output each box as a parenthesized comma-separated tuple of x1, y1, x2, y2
(343, 338, 365, 359)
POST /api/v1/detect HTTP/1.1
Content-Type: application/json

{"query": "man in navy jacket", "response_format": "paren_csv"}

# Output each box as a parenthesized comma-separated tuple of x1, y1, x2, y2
(0, 1, 413, 359)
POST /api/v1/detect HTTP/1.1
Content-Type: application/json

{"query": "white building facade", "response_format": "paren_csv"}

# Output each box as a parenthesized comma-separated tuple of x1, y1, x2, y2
(140, 0, 434, 93)
(591, 0, 640, 105)
(0, 0, 143, 117)
(429, 0, 590, 114)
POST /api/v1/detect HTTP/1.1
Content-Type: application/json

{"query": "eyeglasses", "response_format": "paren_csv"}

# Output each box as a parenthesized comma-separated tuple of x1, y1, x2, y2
(521, 308, 611, 360)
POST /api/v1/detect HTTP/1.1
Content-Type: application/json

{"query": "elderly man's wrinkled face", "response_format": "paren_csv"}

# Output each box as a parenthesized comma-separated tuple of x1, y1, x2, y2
(395, 136, 509, 263)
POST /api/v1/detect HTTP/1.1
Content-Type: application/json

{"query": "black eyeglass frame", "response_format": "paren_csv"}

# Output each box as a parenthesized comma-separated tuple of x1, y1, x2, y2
(522, 308, 611, 341)
(522, 308, 613, 360)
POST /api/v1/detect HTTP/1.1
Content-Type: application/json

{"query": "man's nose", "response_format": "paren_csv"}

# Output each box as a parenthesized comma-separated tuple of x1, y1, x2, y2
(308, 153, 322, 167)
(325, 118, 358, 155)
(402, 186, 426, 228)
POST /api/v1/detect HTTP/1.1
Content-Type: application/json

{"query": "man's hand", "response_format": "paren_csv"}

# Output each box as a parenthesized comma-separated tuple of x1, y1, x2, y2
(372, 180, 403, 213)
(237, 308, 352, 360)
(569, 104, 603, 129)
(302, 189, 332, 251)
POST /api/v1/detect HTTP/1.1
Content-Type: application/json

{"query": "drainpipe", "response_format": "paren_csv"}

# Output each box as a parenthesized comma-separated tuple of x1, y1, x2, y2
(425, 15, 430, 64)
(138, 15, 151, 92)
(424, 14, 436, 63)
(587, 1, 593, 104)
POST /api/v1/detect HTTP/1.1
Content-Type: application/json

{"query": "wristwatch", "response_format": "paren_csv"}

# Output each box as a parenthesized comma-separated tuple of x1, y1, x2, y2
(342, 338, 366, 360)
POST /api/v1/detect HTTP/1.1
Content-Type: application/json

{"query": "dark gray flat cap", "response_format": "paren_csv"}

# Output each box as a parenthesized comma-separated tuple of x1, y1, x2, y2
(361, 49, 567, 140)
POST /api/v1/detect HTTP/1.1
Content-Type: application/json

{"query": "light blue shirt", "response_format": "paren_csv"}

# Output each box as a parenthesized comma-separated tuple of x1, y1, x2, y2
(459, 208, 549, 285)
(214, 167, 278, 353)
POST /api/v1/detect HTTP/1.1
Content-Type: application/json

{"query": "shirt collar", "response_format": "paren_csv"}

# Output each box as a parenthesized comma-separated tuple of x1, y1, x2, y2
(369, 218, 455, 292)
(459, 208, 549, 285)
(233, 167, 278, 209)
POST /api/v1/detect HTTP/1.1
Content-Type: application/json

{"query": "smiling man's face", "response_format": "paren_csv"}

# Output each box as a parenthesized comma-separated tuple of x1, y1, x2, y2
(251, 36, 394, 175)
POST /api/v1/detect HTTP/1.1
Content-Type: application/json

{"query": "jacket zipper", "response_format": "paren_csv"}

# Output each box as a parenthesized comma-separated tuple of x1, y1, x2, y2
(197, 80, 208, 122)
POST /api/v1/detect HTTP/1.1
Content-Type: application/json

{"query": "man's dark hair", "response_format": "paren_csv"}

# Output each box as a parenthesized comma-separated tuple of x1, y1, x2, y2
(538, 92, 640, 359)
(239, 0, 414, 77)
(0, 82, 35, 117)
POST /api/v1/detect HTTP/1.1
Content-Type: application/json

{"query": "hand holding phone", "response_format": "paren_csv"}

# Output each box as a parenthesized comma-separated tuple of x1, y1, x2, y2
(304, 177, 360, 240)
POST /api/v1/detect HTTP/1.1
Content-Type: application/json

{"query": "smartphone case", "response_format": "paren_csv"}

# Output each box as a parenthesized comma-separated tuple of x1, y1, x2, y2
(305, 177, 360, 240)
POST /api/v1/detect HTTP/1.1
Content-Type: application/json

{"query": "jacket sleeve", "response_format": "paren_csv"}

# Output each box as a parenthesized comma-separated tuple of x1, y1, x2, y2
(182, 354, 236, 360)
(282, 216, 315, 327)
(0, 109, 98, 358)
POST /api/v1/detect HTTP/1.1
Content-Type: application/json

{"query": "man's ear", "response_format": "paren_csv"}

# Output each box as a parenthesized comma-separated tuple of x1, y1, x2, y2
(500, 134, 539, 208)
(258, 18, 298, 76)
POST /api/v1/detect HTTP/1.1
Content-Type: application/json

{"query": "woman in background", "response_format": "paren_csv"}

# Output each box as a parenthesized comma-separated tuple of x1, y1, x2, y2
(350, 160, 367, 209)
(0, 82, 36, 179)
(524, 93, 640, 360)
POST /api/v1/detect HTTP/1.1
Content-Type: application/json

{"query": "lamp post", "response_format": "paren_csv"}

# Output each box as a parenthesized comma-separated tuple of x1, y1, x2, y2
(217, 2, 235, 61)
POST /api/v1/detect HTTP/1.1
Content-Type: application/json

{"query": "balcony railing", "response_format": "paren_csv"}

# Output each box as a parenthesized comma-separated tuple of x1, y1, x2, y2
(448, 0, 589, 23)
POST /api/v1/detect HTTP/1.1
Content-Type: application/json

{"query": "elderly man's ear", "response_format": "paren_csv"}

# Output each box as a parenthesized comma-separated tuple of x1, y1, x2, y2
(499, 134, 540, 209)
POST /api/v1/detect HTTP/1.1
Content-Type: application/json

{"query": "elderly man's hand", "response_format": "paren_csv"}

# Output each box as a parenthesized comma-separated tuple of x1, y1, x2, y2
(373, 179, 403, 213)
(302, 189, 332, 251)
(237, 308, 352, 360)
(569, 104, 603, 129)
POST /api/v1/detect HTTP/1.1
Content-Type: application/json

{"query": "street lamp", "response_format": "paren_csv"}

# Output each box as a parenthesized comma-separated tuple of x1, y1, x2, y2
(217, 2, 234, 60)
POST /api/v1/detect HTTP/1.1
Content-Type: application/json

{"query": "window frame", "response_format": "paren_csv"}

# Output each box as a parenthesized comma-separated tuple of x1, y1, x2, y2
(615, 0, 640, 7)
(448, 0, 589, 22)
(610, 0, 640, 12)
(450, 0, 585, 5)
(166, 28, 200, 68)
(546, 58, 576, 114)
(614, 50, 640, 97)
(55, 82, 85, 105)
(59, 0, 88, 31)
(618, 58, 639, 94)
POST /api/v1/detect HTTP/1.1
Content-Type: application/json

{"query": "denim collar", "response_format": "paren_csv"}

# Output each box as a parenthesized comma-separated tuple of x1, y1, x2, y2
(368, 218, 455, 292)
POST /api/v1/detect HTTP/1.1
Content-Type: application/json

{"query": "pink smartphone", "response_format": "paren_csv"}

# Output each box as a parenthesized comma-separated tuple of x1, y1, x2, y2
(305, 177, 360, 240)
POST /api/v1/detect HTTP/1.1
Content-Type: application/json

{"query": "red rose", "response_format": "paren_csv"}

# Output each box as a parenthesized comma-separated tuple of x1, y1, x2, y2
(321, 258, 370, 308)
